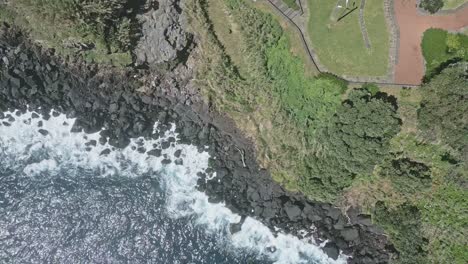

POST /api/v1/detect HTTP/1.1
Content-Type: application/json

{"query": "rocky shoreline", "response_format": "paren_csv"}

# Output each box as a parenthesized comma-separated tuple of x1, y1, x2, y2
(0, 13, 394, 264)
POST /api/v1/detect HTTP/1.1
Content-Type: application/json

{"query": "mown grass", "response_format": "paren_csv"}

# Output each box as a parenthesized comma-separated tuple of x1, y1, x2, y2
(442, 0, 467, 10)
(421, 29, 468, 80)
(307, 0, 389, 77)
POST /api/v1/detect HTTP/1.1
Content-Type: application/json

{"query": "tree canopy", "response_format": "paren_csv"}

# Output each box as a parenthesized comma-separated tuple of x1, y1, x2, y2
(301, 89, 401, 200)
(418, 63, 468, 158)
(419, 0, 444, 14)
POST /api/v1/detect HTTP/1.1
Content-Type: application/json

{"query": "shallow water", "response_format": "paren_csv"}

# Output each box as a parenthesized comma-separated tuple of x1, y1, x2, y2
(0, 108, 345, 264)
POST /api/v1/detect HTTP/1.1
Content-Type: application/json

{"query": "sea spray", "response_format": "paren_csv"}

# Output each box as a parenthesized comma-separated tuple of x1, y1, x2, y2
(0, 109, 347, 264)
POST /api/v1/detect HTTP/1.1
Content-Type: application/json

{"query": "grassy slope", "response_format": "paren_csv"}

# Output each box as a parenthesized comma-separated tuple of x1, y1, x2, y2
(307, 0, 389, 77)
(189, 0, 345, 192)
(0, 2, 131, 66)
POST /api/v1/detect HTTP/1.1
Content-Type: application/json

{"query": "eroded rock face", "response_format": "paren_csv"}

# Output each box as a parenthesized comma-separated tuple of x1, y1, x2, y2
(135, 0, 192, 66)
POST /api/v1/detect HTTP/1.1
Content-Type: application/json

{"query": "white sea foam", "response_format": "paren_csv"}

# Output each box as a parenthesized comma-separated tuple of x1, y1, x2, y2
(0, 109, 348, 264)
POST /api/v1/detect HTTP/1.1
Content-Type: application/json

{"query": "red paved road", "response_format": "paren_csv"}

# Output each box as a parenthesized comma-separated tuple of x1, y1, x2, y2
(394, 0, 468, 85)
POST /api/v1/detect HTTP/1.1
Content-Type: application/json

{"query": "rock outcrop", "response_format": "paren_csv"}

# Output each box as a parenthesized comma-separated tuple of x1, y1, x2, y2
(135, 0, 192, 66)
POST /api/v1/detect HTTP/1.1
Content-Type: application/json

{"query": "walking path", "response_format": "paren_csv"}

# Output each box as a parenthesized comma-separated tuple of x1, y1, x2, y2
(394, 0, 468, 85)
(359, 0, 371, 50)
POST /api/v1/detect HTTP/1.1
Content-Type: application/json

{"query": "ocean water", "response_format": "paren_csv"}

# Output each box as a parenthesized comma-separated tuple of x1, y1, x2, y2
(0, 108, 346, 264)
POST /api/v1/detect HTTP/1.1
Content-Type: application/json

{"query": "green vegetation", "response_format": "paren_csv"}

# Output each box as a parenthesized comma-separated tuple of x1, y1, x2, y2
(420, 0, 444, 13)
(374, 202, 429, 264)
(194, 0, 399, 201)
(189, 0, 347, 192)
(0, 0, 142, 66)
(379, 157, 431, 193)
(302, 89, 401, 200)
(421, 29, 468, 81)
(442, 0, 467, 10)
(418, 63, 468, 156)
(283, 0, 300, 10)
(307, 0, 389, 77)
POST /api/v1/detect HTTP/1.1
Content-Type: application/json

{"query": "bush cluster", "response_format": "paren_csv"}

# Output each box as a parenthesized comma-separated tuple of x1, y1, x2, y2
(419, 0, 444, 14)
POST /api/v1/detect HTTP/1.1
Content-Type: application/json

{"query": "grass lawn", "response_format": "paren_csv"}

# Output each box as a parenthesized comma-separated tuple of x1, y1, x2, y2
(442, 0, 467, 10)
(421, 28, 468, 78)
(307, 0, 389, 77)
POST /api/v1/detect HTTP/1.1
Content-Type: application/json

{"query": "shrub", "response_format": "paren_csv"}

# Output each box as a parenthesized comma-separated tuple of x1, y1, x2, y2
(317, 72, 349, 93)
(362, 83, 379, 96)
(419, 0, 444, 14)
(380, 157, 431, 193)
(374, 202, 429, 264)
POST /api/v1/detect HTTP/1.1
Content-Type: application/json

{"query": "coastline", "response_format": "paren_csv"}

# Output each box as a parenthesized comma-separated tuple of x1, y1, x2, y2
(0, 22, 395, 263)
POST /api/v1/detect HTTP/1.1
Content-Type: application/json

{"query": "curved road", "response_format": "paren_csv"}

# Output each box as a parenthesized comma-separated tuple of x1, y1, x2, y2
(394, 0, 468, 85)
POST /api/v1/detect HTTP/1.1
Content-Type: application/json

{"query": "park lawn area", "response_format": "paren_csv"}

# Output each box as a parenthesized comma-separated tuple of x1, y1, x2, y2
(421, 28, 468, 78)
(442, 0, 467, 10)
(307, 0, 389, 77)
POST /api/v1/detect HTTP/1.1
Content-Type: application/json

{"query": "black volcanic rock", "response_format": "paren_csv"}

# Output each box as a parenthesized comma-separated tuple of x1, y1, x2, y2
(147, 148, 162, 157)
(323, 242, 340, 260)
(38, 129, 49, 136)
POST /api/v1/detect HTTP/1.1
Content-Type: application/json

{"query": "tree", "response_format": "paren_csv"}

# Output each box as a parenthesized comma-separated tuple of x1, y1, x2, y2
(419, 0, 444, 14)
(380, 157, 431, 193)
(418, 63, 468, 158)
(301, 89, 401, 200)
(374, 202, 429, 264)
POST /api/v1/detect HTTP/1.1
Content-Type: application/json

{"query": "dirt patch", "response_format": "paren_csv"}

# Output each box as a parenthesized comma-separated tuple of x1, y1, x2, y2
(394, 0, 468, 85)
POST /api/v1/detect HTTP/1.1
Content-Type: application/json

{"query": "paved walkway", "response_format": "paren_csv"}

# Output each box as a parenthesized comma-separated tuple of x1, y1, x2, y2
(394, 0, 468, 85)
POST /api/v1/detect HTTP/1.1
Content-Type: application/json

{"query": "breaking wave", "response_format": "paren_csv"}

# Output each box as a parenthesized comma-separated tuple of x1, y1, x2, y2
(0, 108, 346, 264)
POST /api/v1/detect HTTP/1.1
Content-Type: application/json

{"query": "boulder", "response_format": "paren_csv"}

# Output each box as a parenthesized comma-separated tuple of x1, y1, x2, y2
(341, 228, 359, 242)
(284, 203, 302, 221)
(323, 242, 340, 260)
(147, 148, 162, 157)
(100, 149, 111, 156)
(38, 129, 49, 136)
